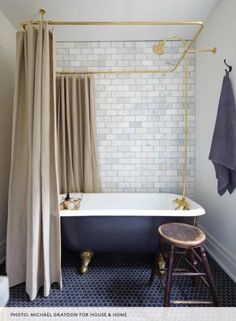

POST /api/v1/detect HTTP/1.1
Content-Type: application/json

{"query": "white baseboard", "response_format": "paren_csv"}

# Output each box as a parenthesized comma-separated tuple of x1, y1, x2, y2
(0, 239, 6, 265)
(199, 225, 236, 283)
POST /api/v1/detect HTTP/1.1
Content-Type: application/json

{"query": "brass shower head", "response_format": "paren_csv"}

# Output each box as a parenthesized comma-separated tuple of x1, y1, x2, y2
(153, 36, 187, 56)
(153, 41, 165, 55)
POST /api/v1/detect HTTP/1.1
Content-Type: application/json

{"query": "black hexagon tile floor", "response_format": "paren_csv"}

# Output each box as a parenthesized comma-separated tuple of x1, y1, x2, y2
(0, 250, 235, 307)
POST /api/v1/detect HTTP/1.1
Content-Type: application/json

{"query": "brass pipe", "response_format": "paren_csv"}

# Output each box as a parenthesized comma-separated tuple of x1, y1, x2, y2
(21, 19, 204, 29)
(155, 35, 190, 208)
(188, 47, 217, 54)
(20, 9, 206, 75)
(183, 47, 189, 200)
(57, 68, 174, 75)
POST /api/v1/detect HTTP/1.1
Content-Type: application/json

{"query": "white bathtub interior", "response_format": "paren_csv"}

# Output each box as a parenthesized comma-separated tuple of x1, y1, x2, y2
(60, 193, 205, 217)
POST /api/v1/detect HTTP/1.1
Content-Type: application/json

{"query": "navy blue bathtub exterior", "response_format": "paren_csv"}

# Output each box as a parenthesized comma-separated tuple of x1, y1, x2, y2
(61, 216, 192, 253)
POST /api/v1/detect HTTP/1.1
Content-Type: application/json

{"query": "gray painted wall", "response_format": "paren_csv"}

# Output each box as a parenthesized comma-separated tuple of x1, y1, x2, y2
(196, 0, 236, 281)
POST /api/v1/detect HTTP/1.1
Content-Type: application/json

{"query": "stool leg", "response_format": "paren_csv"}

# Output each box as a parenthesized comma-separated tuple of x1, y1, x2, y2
(199, 246, 219, 306)
(187, 249, 196, 286)
(164, 245, 175, 307)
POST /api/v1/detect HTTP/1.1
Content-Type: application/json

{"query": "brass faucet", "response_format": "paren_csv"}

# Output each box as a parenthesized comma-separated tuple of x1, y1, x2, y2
(174, 197, 190, 210)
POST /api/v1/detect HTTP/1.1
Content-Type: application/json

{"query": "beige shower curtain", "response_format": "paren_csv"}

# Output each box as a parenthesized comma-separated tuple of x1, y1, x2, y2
(6, 24, 61, 300)
(56, 75, 101, 193)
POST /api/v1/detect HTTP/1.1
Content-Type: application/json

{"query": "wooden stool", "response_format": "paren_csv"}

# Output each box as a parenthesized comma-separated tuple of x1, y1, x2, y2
(149, 222, 219, 307)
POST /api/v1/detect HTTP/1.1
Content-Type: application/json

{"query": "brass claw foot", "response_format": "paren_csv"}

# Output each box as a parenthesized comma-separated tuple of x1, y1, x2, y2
(80, 250, 93, 275)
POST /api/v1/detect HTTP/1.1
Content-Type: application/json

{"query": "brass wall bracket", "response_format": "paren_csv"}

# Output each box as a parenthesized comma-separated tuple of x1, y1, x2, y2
(187, 47, 217, 54)
(39, 9, 46, 22)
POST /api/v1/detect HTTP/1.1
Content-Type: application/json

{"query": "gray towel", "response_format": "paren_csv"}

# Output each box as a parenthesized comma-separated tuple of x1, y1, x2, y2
(209, 71, 236, 195)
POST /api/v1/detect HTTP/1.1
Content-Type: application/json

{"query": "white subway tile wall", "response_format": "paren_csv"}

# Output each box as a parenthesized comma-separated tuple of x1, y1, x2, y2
(56, 41, 195, 195)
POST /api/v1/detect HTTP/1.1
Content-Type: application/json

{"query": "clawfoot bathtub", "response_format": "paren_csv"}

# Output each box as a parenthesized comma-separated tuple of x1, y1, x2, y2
(60, 193, 205, 274)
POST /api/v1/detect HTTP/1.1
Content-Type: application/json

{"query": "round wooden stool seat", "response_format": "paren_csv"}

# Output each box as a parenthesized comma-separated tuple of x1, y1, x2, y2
(150, 222, 219, 307)
(158, 223, 206, 248)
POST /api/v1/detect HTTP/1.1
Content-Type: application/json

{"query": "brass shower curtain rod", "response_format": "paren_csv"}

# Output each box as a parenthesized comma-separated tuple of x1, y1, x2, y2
(21, 9, 216, 75)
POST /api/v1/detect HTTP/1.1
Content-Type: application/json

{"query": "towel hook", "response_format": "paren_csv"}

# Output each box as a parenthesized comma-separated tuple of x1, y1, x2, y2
(224, 59, 232, 73)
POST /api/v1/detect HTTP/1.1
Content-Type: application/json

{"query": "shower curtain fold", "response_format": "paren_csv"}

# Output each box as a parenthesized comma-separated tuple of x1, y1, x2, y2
(6, 24, 61, 301)
(56, 75, 101, 193)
